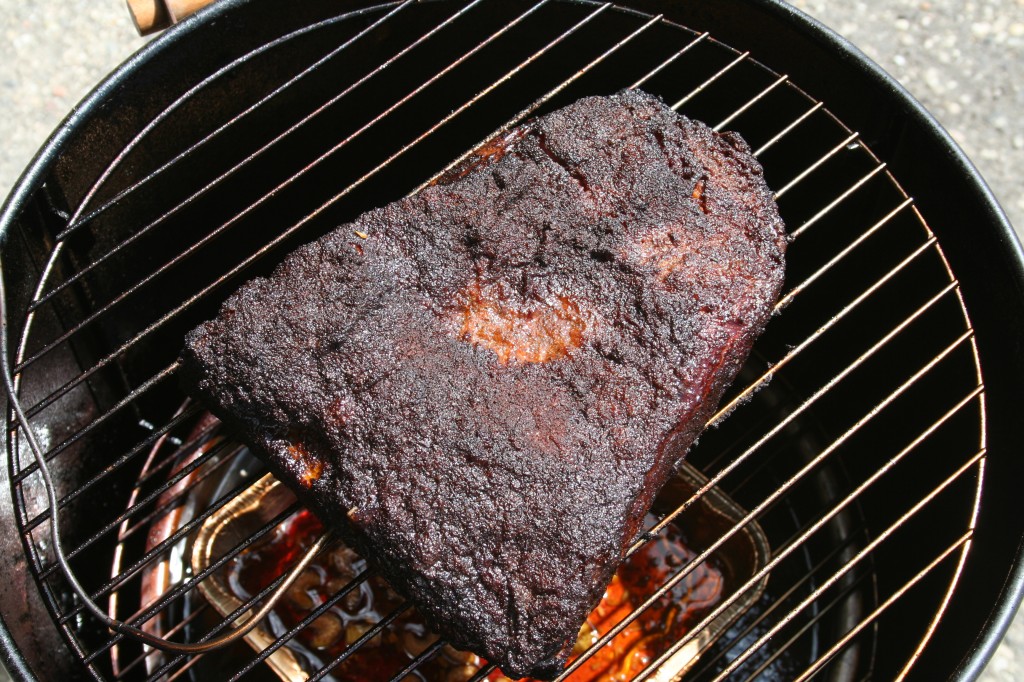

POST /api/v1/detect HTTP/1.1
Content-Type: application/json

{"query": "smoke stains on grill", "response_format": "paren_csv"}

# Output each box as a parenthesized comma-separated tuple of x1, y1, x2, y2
(225, 510, 723, 682)
(458, 283, 587, 364)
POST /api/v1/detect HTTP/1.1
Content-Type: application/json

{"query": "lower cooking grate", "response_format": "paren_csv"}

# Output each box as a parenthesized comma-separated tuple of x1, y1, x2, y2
(3, 1, 984, 680)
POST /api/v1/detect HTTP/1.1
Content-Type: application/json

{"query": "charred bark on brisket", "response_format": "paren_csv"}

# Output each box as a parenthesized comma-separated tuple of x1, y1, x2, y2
(180, 90, 786, 679)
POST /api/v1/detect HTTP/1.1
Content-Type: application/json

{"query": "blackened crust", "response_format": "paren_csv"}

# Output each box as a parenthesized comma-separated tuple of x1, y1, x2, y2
(180, 90, 786, 679)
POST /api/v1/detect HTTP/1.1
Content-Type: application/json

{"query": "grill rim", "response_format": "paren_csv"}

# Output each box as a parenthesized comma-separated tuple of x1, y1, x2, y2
(0, 0, 1020, 680)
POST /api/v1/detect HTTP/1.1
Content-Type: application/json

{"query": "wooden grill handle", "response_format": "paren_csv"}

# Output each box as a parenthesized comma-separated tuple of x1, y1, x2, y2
(126, 0, 219, 35)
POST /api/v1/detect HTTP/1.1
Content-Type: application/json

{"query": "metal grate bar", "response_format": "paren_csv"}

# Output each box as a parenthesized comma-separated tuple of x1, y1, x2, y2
(20, 19, 763, 429)
(21, 406, 214, 531)
(165, 661, 201, 682)
(777, 542, 975, 682)
(36, 441, 242, 581)
(427, 28, 759, 193)
(11, 400, 199, 487)
(111, 444, 246, 545)
(791, 543, 972, 682)
(419, 11, 675, 193)
(565, 376, 970, 679)
(126, 418, 229, 490)
(226, 568, 374, 680)
(54, 488, 295, 622)
(673, 347, 976, 590)
(789, 163, 889, 240)
(21, 546, 97, 679)
(84, 503, 301, 664)
(112, 603, 210, 680)
(468, 663, 499, 682)
(152, 593, 280, 682)
(696, 327, 975, 547)
(11, 2, 619, 410)
(16, 361, 179, 470)
(667, 48, 752, 115)
(21, 356, 177, 423)
(714, 73, 789, 131)
(638, 447, 983, 682)
(29, 0, 525, 316)
(695, 529, 867, 676)
(629, 31, 709, 90)
(643, 283, 962, 543)
(699, 400, 788, 483)
(339, 6, 655, 207)
(138, 544, 325, 682)
(671, 51, 750, 111)
(14, 0, 503, 368)
(754, 101, 824, 157)
(737, 571, 873, 682)
(226, 0, 621, 271)
(163, 659, 197, 682)
(637, 416, 984, 682)
(774, 132, 861, 200)
(784, 161, 885, 244)
(775, 197, 914, 310)
(387, 639, 447, 682)
(37, 439, 242, 573)
(307, 603, 413, 682)
(896, 439, 985, 682)
(142, 565, 368, 682)
(48, 0, 418, 246)
(556, 341, 978, 681)
(709, 236, 938, 427)
(161, 659, 197, 682)
(709, 528, 974, 682)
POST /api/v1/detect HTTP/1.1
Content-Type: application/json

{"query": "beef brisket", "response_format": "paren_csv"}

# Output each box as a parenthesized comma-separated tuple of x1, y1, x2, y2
(180, 90, 786, 678)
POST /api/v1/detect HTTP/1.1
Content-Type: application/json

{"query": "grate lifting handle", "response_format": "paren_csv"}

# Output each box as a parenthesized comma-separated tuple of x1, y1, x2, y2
(0, 259, 331, 654)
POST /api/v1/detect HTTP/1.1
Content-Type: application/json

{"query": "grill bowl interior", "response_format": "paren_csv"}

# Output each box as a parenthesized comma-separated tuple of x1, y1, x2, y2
(0, 0, 1019, 680)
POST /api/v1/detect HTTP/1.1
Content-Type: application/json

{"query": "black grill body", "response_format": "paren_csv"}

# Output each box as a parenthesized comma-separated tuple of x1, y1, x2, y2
(0, 0, 1020, 680)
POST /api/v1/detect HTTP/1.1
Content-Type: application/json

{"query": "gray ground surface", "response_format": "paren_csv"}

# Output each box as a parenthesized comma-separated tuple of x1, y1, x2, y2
(0, 0, 1021, 680)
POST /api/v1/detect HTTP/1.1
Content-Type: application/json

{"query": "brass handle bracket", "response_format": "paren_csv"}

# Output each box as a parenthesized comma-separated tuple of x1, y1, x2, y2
(126, 0, 219, 35)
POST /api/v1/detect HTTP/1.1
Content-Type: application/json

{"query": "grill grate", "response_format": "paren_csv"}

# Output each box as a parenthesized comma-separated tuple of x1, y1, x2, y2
(3, 1, 985, 680)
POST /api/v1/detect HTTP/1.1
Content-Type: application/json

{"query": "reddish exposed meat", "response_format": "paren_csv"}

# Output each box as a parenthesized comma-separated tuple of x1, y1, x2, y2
(180, 90, 785, 679)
